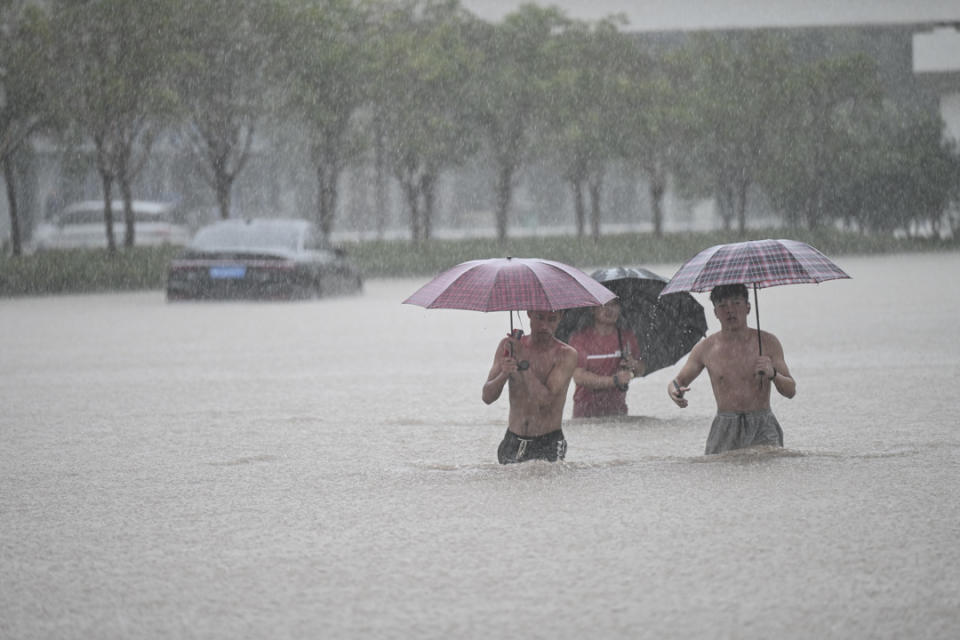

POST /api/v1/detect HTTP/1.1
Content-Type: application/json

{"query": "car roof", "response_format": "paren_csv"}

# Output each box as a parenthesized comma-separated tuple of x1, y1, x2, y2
(61, 200, 174, 215)
(202, 217, 311, 229)
(189, 218, 317, 251)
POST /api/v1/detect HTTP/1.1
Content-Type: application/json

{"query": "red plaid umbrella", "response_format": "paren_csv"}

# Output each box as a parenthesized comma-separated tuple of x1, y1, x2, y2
(403, 256, 616, 332)
(659, 239, 850, 354)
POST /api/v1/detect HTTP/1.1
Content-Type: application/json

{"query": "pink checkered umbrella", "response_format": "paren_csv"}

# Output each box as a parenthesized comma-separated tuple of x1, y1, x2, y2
(660, 239, 850, 355)
(403, 256, 616, 334)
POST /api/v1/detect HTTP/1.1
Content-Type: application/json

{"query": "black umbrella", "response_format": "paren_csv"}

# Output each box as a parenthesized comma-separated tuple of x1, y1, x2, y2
(556, 267, 708, 376)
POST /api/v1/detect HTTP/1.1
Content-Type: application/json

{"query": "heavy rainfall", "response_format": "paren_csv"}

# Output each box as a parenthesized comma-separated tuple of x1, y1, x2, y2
(2, 1, 960, 639)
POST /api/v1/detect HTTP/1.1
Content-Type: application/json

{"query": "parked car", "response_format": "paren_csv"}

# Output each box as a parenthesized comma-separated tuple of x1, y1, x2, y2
(166, 218, 363, 301)
(33, 200, 191, 251)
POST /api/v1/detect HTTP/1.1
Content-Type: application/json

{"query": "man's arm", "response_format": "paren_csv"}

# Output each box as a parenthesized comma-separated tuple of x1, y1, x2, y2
(667, 341, 706, 408)
(518, 346, 578, 408)
(623, 331, 645, 377)
(573, 366, 632, 391)
(482, 338, 517, 404)
(758, 334, 796, 399)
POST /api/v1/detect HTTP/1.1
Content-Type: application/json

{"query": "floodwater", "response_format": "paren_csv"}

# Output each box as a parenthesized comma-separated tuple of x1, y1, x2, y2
(1, 252, 958, 639)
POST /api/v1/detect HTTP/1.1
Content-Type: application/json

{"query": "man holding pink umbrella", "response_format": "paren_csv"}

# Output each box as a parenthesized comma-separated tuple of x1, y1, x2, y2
(404, 256, 617, 464)
(483, 310, 578, 464)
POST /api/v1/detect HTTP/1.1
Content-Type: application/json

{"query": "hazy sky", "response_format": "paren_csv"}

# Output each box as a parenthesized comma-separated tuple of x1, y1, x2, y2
(462, 0, 960, 31)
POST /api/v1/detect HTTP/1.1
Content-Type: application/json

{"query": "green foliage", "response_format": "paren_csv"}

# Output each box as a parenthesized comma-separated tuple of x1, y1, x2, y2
(0, 246, 181, 296)
(369, 0, 483, 243)
(1, 2, 57, 148)
(676, 31, 796, 231)
(169, 0, 272, 221)
(471, 4, 567, 240)
(759, 53, 887, 230)
(263, 0, 370, 237)
(50, 0, 181, 250)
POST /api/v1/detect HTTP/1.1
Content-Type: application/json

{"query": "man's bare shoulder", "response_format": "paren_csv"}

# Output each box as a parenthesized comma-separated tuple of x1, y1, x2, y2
(758, 329, 782, 344)
(548, 338, 577, 363)
(692, 332, 719, 354)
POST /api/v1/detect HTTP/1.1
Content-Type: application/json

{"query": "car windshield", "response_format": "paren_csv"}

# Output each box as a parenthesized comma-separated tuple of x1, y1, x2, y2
(192, 223, 301, 251)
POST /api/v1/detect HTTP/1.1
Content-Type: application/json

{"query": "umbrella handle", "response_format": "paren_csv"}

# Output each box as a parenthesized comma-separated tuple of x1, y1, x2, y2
(507, 328, 529, 370)
(754, 284, 762, 356)
(754, 284, 767, 390)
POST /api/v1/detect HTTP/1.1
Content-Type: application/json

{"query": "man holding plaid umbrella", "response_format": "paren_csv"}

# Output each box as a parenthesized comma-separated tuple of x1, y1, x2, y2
(662, 238, 849, 454)
(668, 284, 796, 455)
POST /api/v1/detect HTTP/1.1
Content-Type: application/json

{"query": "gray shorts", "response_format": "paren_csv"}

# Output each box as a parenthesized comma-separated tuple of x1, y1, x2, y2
(705, 409, 783, 455)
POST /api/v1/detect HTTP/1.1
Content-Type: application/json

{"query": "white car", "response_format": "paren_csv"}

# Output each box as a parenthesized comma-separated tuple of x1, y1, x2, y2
(33, 200, 191, 251)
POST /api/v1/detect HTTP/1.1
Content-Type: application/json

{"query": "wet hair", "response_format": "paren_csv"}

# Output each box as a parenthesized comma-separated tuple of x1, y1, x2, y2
(710, 284, 749, 305)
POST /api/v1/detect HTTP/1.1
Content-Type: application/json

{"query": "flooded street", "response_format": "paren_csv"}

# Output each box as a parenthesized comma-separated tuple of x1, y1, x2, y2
(2, 252, 958, 639)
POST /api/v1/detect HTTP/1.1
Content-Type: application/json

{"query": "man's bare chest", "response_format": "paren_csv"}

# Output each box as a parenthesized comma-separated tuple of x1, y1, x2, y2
(705, 341, 756, 381)
(517, 344, 559, 380)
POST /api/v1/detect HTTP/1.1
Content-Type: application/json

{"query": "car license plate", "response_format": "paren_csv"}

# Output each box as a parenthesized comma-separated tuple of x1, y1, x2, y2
(210, 265, 246, 279)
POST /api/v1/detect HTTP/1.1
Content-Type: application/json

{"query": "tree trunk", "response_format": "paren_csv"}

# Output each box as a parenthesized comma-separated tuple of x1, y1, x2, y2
(589, 176, 602, 240)
(805, 186, 823, 231)
(374, 124, 388, 239)
(401, 176, 422, 244)
(649, 172, 665, 238)
(3, 155, 22, 257)
(571, 180, 586, 238)
(494, 162, 513, 243)
(422, 171, 435, 242)
(120, 176, 136, 248)
(102, 175, 117, 253)
(716, 181, 734, 232)
(736, 178, 749, 237)
(317, 162, 339, 241)
(216, 169, 232, 220)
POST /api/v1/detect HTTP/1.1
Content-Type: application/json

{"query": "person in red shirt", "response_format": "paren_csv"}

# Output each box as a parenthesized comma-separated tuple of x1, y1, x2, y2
(567, 299, 644, 418)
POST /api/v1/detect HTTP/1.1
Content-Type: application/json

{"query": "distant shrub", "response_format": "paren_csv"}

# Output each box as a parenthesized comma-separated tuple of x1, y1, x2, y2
(0, 246, 181, 297)
(0, 230, 953, 296)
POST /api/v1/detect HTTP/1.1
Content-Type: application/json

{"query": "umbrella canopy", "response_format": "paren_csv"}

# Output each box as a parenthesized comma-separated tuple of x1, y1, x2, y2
(403, 256, 616, 313)
(556, 267, 707, 376)
(659, 238, 850, 355)
(659, 238, 850, 295)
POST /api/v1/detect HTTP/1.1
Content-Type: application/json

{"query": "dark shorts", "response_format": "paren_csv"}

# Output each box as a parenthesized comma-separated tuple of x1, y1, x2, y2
(498, 429, 567, 464)
(705, 409, 784, 455)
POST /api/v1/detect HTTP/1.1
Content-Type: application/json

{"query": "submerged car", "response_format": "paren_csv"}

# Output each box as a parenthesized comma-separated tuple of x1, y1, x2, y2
(166, 218, 363, 301)
(33, 200, 190, 251)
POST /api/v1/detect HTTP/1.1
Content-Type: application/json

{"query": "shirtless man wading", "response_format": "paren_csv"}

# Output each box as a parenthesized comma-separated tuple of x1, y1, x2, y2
(482, 310, 578, 464)
(667, 284, 797, 455)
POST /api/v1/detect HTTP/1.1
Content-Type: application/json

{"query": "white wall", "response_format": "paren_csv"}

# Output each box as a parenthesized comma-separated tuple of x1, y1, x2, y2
(940, 92, 960, 142)
(465, 1, 960, 31)
(913, 26, 960, 73)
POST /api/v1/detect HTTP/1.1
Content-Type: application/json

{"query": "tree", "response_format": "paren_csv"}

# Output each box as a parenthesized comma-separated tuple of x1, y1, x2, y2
(173, 0, 272, 222)
(761, 53, 885, 230)
(471, 4, 566, 242)
(266, 0, 368, 240)
(1, 0, 56, 256)
(56, 0, 178, 251)
(542, 17, 631, 239)
(681, 32, 794, 235)
(842, 108, 960, 237)
(617, 42, 697, 237)
(371, 0, 480, 244)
